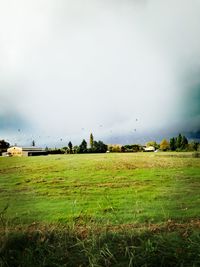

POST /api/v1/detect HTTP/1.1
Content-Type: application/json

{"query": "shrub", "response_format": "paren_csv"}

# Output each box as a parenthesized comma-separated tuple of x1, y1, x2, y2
(192, 152, 200, 158)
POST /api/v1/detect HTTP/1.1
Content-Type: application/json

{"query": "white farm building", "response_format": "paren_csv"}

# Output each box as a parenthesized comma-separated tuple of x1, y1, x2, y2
(6, 146, 48, 157)
(143, 146, 156, 152)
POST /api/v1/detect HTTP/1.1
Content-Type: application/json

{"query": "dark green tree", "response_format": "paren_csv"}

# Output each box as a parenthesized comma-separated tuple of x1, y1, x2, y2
(68, 141, 73, 154)
(0, 140, 10, 155)
(170, 137, 176, 151)
(32, 140, 35, 147)
(181, 135, 188, 149)
(93, 141, 107, 153)
(176, 134, 182, 149)
(121, 146, 126, 152)
(78, 139, 87, 153)
(90, 133, 94, 149)
(98, 141, 107, 153)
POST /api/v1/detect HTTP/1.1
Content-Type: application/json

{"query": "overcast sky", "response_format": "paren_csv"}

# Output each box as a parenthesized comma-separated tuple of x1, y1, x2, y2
(0, 0, 200, 146)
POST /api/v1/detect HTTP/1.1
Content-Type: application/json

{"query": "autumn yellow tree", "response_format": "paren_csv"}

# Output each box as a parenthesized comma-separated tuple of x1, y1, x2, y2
(160, 139, 169, 151)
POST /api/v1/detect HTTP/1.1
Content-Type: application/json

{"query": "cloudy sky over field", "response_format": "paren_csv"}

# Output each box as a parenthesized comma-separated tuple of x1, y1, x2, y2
(0, 0, 200, 146)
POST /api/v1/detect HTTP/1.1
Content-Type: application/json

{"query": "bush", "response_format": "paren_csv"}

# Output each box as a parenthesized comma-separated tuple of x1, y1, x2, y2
(108, 145, 122, 152)
(192, 152, 200, 158)
(47, 149, 65, 154)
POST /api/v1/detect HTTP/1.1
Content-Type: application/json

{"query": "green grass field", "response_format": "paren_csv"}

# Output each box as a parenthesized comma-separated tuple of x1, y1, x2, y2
(1, 152, 200, 267)
(0, 152, 199, 225)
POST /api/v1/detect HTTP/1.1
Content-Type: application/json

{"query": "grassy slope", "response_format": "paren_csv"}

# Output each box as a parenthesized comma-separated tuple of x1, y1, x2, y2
(0, 152, 199, 225)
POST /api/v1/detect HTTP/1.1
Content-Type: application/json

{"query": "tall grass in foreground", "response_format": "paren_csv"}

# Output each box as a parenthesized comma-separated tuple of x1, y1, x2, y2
(1, 219, 200, 267)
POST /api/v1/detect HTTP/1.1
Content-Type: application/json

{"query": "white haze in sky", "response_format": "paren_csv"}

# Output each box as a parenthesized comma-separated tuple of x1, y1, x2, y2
(0, 0, 200, 146)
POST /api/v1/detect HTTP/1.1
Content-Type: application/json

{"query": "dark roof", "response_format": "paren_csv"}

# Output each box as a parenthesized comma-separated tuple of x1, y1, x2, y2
(22, 147, 44, 152)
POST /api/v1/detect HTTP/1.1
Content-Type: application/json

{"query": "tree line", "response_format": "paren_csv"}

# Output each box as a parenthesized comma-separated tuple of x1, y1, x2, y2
(158, 134, 199, 152)
(0, 133, 200, 155)
(45, 133, 107, 154)
(61, 133, 107, 154)
(61, 133, 200, 154)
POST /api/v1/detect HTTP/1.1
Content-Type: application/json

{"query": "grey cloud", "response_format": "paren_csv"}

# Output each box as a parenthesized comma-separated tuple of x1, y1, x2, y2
(0, 112, 29, 131)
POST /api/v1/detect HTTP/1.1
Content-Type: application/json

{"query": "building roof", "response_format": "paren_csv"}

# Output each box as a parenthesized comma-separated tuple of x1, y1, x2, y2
(8, 146, 44, 152)
(22, 147, 44, 151)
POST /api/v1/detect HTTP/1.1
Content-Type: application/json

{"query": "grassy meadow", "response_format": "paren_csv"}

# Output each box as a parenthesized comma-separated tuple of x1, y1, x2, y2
(0, 152, 200, 225)
(0, 152, 200, 266)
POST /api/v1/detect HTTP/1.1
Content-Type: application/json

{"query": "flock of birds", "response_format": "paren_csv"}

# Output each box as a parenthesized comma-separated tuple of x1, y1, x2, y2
(10, 118, 145, 146)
